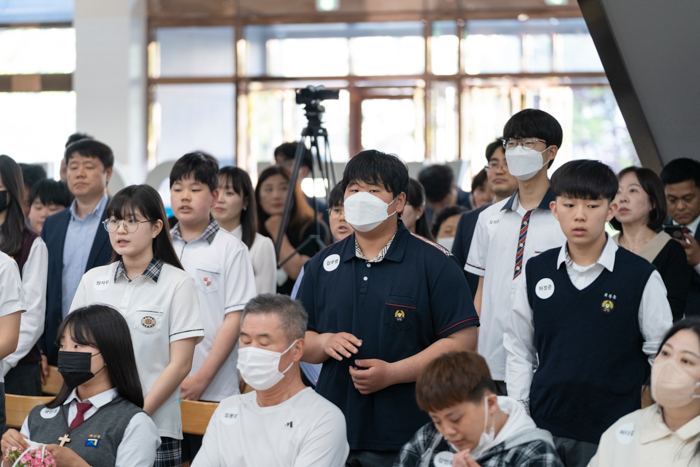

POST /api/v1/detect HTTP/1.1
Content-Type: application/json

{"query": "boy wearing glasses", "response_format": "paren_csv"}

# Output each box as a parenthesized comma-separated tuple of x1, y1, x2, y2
(465, 109, 566, 395)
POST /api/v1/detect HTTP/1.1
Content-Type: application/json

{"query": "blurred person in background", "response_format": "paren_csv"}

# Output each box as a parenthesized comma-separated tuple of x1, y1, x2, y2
(470, 168, 494, 210)
(275, 142, 328, 223)
(431, 205, 467, 252)
(62, 132, 93, 183)
(403, 178, 433, 240)
(27, 179, 71, 234)
(18, 163, 47, 218)
(419, 164, 471, 225)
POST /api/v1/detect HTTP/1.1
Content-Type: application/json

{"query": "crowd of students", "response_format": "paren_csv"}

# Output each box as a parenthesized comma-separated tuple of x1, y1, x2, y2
(0, 108, 699, 467)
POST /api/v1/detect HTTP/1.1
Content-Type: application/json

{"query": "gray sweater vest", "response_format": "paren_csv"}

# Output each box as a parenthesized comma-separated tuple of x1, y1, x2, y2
(28, 397, 144, 466)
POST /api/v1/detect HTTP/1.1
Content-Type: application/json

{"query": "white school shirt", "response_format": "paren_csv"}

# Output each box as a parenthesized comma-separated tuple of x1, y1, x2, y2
(673, 214, 700, 275)
(230, 225, 277, 295)
(171, 220, 257, 402)
(2, 236, 47, 376)
(0, 251, 24, 383)
(465, 190, 565, 381)
(192, 387, 349, 467)
(504, 235, 673, 403)
(21, 388, 161, 467)
(70, 260, 204, 439)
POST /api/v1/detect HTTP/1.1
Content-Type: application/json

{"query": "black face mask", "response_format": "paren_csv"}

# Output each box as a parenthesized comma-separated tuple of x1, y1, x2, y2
(57, 351, 104, 389)
(0, 191, 8, 213)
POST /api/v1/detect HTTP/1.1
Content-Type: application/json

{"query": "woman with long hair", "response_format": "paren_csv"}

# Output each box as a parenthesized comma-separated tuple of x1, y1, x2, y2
(212, 167, 276, 294)
(0, 155, 48, 397)
(1, 305, 160, 466)
(69, 184, 204, 467)
(403, 178, 433, 240)
(256, 165, 329, 295)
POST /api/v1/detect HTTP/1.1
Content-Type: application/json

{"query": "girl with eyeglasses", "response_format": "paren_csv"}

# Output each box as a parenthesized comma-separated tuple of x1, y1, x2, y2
(69, 184, 204, 467)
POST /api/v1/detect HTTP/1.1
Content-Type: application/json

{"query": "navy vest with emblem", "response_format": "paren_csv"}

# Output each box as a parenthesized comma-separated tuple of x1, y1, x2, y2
(27, 397, 143, 466)
(525, 246, 654, 443)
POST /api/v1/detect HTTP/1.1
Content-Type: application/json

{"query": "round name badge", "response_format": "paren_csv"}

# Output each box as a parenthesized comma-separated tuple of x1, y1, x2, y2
(323, 254, 341, 272)
(615, 422, 635, 445)
(94, 275, 111, 291)
(434, 451, 454, 466)
(220, 407, 240, 425)
(535, 278, 555, 299)
(40, 407, 60, 419)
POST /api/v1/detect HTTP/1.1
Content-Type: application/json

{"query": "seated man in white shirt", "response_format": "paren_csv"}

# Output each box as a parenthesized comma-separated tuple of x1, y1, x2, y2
(193, 294, 349, 467)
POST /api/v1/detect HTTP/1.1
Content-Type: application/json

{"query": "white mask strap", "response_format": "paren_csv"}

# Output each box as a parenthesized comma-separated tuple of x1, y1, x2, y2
(280, 339, 298, 374)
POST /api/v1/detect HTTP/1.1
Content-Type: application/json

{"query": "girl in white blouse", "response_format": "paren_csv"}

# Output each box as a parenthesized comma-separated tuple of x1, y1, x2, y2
(212, 167, 276, 294)
(589, 318, 700, 467)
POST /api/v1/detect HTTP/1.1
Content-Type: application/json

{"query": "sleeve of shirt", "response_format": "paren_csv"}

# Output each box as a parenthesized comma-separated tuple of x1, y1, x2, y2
(639, 270, 674, 363)
(114, 412, 161, 467)
(224, 244, 257, 314)
(292, 406, 349, 467)
(191, 405, 222, 467)
(3, 239, 48, 375)
(0, 259, 24, 317)
(297, 264, 317, 332)
(69, 274, 88, 313)
(393, 425, 431, 467)
(169, 276, 205, 343)
(430, 259, 479, 338)
(465, 210, 489, 276)
(254, 235, 277, 295)
(20, 416, 29, 438)
(504, 271, 537, 404)
(693, 262, 700, 276)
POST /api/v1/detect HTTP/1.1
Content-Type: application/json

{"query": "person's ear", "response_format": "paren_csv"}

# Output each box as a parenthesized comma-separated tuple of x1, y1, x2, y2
(486, 393, 498, 414)
(606, 200, 618, 222)
(211, 188, 220, 207)
(550, 200, 559, 221)
(395, 192, 407, 214)
(292, 339, 305, 362)
(152, 219, 163, 238)
(546, 146, 558, 163)
(416, 204, 425, 219)
(104, 167, 113, 185)
(299, 167, 310, 180)
(242, 196, 249, 211)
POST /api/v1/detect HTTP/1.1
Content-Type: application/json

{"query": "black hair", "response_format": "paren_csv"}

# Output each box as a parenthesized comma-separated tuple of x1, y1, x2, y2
(169, 152, 219, 193)
(660, 158, 700, 188)
(550, 160, 618, 202)
(219, 166, 257, 249)
(341, 150, 409, 198)
(407, 178, 433, 240)
(0, 155, 27, 256)
(485, 137, 503, 162)
(47, 305, 144, 409)
(28, 179, 71, 208)
(105, 185, 184, 271)
(18, 163, 47, 189)
(472, 168, 489, 191)
(256, 165, 315, 239)
(418, 165, 454, 204)
(610, 166, 667, 232)
(328, 182, 345, 209)
(64, 139, 114, 170)
(431, 205, 467, 239)
(275, 142, 313, 171)
(65, 132, 93, 148)
(503, 109, 563, 169)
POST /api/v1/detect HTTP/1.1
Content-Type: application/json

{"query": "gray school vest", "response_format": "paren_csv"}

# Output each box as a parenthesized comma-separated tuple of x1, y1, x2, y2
(27, 397, 144, 467)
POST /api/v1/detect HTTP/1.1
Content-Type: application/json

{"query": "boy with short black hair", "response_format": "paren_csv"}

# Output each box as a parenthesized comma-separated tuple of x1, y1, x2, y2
(27, 179, 71, 234)
(169, 152, 257, 464)
(466, 109, 566, 394)
(505, 160, 673, 467)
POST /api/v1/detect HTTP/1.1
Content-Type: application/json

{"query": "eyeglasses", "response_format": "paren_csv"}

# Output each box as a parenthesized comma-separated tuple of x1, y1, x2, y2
(502, 138, 547, 150)
(327, 207, 344, 218)
(485, 160, 507, 171)
(102, 218, 152, 233)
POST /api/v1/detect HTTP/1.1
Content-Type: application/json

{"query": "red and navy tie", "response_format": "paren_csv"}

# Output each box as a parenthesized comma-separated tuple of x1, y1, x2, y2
(513, 210, 533, 279)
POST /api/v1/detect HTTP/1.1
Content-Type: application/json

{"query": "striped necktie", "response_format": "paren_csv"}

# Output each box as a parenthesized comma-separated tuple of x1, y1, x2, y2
(513, 210, 534, 279)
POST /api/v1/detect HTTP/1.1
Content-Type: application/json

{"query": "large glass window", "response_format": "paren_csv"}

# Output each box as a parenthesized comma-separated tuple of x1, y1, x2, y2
(153, 27, 235, 78)
(0, 28, 75, 74)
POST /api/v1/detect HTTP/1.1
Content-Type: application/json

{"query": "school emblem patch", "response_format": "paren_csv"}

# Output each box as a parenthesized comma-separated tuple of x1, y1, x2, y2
(203, 276, 212, 287)
(141, 316, 156, 328)
(85, 435, 100, 447)
(394, 310, 405, 322)
(601, 300, 615, 315)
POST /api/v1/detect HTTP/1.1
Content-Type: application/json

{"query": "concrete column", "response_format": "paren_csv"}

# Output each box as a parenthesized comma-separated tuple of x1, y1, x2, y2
(74, 0, 147, 186)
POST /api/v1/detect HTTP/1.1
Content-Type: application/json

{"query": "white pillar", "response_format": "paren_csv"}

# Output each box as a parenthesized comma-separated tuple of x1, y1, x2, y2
(74, 0, 147, 184)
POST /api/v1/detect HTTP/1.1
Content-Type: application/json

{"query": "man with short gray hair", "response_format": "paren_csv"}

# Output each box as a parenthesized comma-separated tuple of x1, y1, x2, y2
(193, 294, 349, 467)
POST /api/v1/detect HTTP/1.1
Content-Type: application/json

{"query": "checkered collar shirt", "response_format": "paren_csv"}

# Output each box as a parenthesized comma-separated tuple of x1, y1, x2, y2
(114, 256, 164, 283)
(171, 218, 220, 245)
(354, 229, 398, 263)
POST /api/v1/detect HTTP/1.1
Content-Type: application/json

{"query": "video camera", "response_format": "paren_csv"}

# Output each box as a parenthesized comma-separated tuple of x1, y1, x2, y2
(296, 85, 340, 105)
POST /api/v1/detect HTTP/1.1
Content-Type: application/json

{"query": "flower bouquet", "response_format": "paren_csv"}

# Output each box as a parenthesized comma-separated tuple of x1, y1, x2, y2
(4, 445, 57, 467)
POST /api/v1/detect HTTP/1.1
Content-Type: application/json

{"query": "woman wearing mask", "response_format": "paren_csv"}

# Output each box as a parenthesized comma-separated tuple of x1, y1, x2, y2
(403, 179, 433, 240)
(589, 318, 700, 467)
(431, 205, 467, 251)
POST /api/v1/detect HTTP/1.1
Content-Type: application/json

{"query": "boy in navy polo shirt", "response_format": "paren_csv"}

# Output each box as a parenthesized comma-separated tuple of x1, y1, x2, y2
(504, 160, 673, 467)
(298, 149, 479, 467)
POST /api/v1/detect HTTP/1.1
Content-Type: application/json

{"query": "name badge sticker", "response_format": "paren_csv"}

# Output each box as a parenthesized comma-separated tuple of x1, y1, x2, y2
(433, 451, 454, 466)
(323, 254, 341, 272)
(40, 407, 60, 419)
(535, 278, 555, 299)
(94, 276, 110, 291)
(615, 422, 635, 444)
(220, 407, 240, 425)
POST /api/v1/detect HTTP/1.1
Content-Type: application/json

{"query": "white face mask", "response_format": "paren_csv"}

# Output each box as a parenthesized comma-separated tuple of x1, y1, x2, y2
(436, 237, 454, 252)
(237, 339, 298, 391)
(469, 396, 496, 459)
(505, 145, 551, 181)
(344, 192, 397, 232)
(651, 358, 700, 409)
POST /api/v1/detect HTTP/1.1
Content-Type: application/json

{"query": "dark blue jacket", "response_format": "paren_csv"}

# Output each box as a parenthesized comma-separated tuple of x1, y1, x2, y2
(451, 204, 490, 298)
(40, 206, 112, 365)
